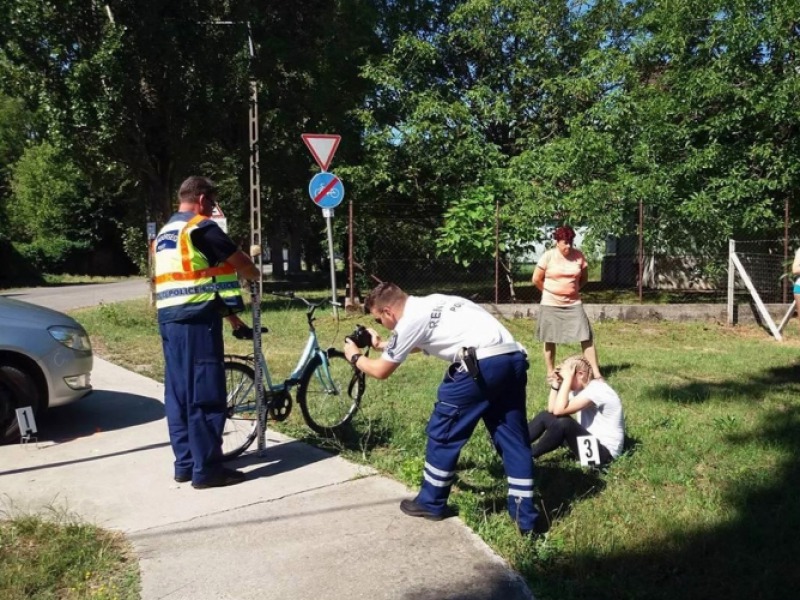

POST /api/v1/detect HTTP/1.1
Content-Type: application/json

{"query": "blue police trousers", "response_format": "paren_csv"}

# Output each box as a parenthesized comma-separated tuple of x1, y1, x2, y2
(415, 351, 539, 531)
(159, 317, 227, 485)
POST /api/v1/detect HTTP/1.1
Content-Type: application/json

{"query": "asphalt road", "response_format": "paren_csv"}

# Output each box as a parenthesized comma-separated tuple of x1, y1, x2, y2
(1, 278, 149, 312)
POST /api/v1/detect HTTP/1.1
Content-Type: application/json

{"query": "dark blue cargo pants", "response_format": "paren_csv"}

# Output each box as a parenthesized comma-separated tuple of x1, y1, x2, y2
(159, 317, 227, 485)
(415, 351, 539, 532)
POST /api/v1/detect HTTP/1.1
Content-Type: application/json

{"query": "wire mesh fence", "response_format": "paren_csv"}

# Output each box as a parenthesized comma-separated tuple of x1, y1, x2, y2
(731, 239, 798, 305)
(356, 255, 731, 304)
(342, 237, 798, 306)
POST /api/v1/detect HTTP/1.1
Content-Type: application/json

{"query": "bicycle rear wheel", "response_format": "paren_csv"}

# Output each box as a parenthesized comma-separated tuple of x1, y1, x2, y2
(222, 360, 259, 459)
(297, 349, 364, 436)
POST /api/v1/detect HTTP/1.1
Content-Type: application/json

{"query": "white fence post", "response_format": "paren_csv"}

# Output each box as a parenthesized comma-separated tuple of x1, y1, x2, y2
(730, 250, 782, 341)
(727, 239, 735, 325)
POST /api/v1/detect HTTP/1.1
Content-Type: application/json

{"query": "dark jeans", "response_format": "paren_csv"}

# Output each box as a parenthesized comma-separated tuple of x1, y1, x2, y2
(528, 411, 613, 465)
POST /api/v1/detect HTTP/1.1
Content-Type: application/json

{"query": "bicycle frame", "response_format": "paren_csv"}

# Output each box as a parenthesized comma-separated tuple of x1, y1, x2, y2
(243, 293, 335, 397)
(254, 328, 324, 394)
(223, 291, 365, 454)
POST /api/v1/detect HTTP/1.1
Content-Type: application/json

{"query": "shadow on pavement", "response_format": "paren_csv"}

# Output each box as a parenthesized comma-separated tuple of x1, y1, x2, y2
(227, 439, 335, 478)
(0, 441, 172, 477)
(400, 565, 531, 600)
(131, 496, 404, 541)
(39, 389, 165, 442)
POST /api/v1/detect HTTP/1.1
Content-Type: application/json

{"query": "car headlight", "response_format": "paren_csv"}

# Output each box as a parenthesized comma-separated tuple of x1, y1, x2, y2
(48, 326, 92, 352)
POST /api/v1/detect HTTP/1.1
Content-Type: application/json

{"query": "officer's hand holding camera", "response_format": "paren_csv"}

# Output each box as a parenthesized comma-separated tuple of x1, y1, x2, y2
(344, 324, 383, 368)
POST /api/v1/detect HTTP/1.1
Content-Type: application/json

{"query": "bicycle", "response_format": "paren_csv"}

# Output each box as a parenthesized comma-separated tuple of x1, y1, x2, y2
(221, 291, 366, 458)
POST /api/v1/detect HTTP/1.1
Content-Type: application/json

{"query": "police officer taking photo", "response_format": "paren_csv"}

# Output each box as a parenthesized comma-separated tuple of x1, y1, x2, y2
(154, 176, 260, 489)
(343, 282, 540, 535)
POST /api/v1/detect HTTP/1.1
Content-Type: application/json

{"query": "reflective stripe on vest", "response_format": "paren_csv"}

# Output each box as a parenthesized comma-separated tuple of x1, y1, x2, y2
(154, 213, 243, 317)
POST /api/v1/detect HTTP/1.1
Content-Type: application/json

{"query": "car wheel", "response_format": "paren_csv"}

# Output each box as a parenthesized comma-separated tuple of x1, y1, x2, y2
(0, 365, 40, 444)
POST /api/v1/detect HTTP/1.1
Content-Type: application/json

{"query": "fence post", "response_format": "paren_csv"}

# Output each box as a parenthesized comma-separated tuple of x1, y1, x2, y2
(348, 196, 355, 309)
(494, 198, 499, 305)
(783, 197, 789, 304)
(638, 198, 643, 303)
(727, 239, 734, 325)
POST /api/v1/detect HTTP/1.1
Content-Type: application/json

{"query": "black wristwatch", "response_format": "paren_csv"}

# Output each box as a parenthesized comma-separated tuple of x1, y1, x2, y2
(350, 353, 362, 366)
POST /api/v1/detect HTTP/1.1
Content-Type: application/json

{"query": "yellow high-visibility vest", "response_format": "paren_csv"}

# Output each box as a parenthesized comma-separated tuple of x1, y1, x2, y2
(154, 213, 244, 321)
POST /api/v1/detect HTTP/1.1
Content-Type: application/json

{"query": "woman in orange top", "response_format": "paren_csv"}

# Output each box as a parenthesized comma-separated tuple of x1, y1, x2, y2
(532, 226, 602, 382)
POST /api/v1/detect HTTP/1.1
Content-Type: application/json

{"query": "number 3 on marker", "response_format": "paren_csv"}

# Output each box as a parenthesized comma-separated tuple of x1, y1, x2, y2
(577, 435, 600, 467)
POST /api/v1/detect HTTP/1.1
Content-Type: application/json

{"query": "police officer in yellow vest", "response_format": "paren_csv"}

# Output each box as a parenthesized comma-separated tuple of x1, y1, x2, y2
(155, 176, 260, 488)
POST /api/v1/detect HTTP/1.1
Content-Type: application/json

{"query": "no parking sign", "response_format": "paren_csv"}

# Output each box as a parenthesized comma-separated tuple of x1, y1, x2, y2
(308, 172, 344, 209)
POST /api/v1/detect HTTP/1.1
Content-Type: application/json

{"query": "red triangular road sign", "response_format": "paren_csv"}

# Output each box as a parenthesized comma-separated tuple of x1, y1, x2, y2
(302, 133, 341, 172)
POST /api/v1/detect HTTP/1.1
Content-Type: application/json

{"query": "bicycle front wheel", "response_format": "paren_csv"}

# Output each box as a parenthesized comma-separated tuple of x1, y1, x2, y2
(297, 349, 364, 436)
(222, 360, 259, 459)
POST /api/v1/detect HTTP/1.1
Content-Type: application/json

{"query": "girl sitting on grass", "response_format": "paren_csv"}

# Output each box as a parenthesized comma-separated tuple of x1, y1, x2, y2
(528, 355, 625, 466)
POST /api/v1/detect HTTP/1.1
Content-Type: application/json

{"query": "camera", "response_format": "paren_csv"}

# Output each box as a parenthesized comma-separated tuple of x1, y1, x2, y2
(346, 324, 373, 349)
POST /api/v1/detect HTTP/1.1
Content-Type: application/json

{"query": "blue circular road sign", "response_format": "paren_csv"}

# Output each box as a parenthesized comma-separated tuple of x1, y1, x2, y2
(308, 172, 345, 209)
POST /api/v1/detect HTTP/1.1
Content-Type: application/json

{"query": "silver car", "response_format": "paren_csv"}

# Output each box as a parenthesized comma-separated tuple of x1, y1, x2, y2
(0, 297, 93, 442)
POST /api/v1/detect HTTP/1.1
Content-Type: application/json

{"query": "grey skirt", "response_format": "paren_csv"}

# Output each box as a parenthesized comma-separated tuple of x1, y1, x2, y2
(536, 304, 593, 344)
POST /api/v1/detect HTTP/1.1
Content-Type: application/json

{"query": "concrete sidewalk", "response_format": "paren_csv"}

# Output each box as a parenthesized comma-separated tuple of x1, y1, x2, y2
(1, 358, 534, 600)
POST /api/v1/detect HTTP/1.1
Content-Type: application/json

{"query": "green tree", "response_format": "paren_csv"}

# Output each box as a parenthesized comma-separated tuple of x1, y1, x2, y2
(0, 0, 384, 277)
(250, 0, 381, 277)
(7, 141, 101, 271)
(509, 0, 800, 256)
(348, 0, 612, 268)
(0, 0, 251, 264)
(0, 93, 36, 241)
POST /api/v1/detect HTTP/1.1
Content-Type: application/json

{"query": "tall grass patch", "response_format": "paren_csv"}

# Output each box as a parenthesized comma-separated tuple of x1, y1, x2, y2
(0, 509, 139, 599)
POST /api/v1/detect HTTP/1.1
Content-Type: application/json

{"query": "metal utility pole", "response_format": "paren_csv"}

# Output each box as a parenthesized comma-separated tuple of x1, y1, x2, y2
(246, 23, 263, 296)
(213, 21, 263, 295)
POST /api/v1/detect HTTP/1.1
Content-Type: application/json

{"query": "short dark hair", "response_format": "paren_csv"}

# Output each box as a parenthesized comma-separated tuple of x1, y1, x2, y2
(364, 282, 407, 313)
(178, 176, 217, 203)
(553, 225, 576, 243)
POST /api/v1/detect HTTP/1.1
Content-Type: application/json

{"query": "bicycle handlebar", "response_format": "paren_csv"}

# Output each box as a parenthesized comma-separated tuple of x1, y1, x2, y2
(271, 291, 335, 311)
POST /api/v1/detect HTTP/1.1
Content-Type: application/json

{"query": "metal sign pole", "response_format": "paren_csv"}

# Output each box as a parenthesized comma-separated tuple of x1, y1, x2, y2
(323, 208, 339, 318)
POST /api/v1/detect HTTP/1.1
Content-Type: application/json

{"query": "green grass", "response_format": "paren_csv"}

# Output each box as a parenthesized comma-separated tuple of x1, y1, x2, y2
(68, 296, 800, 600)
(0, 509, 139, 600)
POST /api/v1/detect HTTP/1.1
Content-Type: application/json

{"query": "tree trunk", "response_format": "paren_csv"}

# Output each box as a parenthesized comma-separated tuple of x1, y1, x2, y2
(288, 227, 303, 273)
(269, 226, 285, 278)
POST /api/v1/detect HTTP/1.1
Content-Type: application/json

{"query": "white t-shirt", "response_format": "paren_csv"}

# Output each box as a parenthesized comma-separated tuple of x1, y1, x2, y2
(381, 294, 516, 364)
(573, 380, 625, 458)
